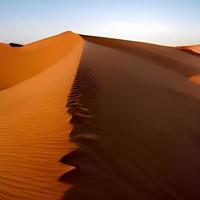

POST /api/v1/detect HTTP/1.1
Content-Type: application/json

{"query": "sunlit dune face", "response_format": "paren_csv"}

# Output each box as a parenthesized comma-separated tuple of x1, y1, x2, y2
(189, 75, 200, 85)
(0, 32, 82, 90)
(187, 46, 200, 54)
(0, 32, 84, 200)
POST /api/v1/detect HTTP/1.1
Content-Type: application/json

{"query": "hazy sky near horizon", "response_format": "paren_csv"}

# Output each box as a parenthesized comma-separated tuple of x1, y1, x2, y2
(0, 0, 200, 46)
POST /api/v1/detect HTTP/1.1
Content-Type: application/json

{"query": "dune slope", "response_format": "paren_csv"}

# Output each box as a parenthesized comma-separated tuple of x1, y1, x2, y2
(178, 45, 200, 56)
(1, 33, 200, 200)
(0, 32, 80, 90)
(177, 45, 200, 85)
(0, 32, 83, 200)
(63, 36, 200, 200)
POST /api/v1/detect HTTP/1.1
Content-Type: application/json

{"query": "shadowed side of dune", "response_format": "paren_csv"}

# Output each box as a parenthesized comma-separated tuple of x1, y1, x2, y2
(9, 43, 23, 47)
(180, 48, 200, 56)
(82, 35, 200, 77)
(62, 37, 200, 200)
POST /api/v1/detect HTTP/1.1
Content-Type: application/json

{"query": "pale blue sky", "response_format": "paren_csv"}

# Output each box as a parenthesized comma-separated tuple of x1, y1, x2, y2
(0, 0, 200, 45)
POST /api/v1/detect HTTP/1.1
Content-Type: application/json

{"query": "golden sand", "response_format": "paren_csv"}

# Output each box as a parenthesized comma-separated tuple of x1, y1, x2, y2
(0, 32, 83, 200)
(1, 33, 200, 200)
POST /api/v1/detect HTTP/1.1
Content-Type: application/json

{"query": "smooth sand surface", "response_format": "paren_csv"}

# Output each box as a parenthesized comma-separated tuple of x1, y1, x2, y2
(178, 45, 200, 86)
(64, 36, 200, 200)
(0, 32, 83, 200)
(188, 45, 200, 54)
(0, 32, 81, 90)
(1, 33, 200, 200)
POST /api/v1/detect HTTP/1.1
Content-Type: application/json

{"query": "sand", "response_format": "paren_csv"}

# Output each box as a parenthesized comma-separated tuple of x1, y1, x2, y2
(0, 32, 83, 200)
(178, 45, 200, 85)
(178, 45, 200, 56)
(0, 32, 81, 90)
(1, 32, 200, 200)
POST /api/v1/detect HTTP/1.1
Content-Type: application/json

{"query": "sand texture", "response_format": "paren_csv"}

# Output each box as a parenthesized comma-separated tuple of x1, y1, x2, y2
(1, 33, 200, 200)
(0, 32, 83, 200)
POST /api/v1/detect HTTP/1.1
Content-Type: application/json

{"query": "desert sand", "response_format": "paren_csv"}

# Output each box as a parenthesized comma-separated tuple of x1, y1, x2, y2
(1, 32, 200, 200)
(179, 44, 200, 55)
(0, 32, 83, 200)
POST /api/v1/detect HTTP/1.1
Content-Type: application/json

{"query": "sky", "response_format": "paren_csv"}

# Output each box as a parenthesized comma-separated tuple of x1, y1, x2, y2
(0, 0, 200, 46)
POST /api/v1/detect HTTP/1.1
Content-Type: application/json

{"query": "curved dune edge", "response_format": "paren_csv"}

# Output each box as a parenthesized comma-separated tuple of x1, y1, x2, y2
(0, 33, 83, 200)
(0, 31, 80, 90)
(178, 45, 200, 56)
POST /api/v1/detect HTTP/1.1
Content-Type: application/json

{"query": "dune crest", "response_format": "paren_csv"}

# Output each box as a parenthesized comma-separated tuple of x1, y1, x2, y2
(178, 45, 200, 56)
(0, 32, 81, 90)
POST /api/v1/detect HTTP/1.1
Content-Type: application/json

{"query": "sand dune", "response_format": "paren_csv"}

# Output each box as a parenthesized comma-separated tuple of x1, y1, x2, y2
(0, 32, 83, 200)
(62, 36, 200, 200)
(188, 45, 200, 54)
(178, 45, 200, 56)
(177, 45, 200, 85)
(0, 32, 81, 90)
(1, 32, 200, 200)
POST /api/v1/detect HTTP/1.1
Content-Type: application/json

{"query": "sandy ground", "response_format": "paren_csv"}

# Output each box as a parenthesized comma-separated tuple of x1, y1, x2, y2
(179, 44, 200, 54)
(178, 45, 200, 85)
(1, 33, 200, 200)
(178, 45, 200, 57)
(0, 32, 83, 200)
(64, 36, 200, 200)
(0, 32, 81, 90)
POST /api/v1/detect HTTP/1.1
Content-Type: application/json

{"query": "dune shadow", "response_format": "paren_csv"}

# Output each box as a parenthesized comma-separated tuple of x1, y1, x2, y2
(60, 38, 200, 200)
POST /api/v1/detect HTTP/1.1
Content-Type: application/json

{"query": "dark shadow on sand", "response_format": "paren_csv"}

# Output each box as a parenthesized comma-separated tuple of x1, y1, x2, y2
(61, 37, 200, 200)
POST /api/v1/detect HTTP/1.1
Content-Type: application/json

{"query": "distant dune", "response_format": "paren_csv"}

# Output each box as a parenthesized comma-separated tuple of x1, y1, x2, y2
(1, 32, 200, 200)
(178, 45, 200, 85)
(178, 44, 200, 56)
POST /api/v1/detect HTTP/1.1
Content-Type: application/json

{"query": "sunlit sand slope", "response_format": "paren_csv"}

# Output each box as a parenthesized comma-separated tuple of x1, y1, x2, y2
(178, 45, 200, 56)
(0, 32, 80, 90)
(63, 36, 200, 200)
(0, 32, 83, 200)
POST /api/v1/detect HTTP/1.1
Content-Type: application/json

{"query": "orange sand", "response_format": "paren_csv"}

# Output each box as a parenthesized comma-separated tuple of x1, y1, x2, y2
(0, 32, 81, 90)
(1, 32, 200, 200)
(178, 44, 200, 56)
(0, 32, 83, 200)
(178, 45, 200, 86)
(181, 45, 200, 54)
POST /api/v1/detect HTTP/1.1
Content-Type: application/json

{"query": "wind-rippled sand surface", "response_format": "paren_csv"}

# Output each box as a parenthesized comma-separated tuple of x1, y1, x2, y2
(0, 32, 83, 200)
(1, 32, 200, 200)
